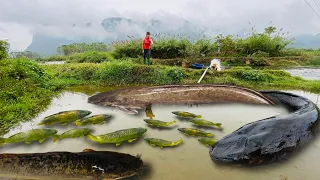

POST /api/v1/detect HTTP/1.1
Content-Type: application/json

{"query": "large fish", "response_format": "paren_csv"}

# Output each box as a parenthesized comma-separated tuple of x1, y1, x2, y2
(189, 119, 222, 128)
(88, 84, 274, 113)
(88, 128, 148, 146)
(73, 114, 112, 126)
(144, 138, 183, 148)
(178, 128, 213, 137)
(143, 119, 176, 127)
(37, 110, 92, 126)
(53, 128, 92, 142)
(2, 128, 58, 145)
(0, 149, 143, 180)
(172, 111, 202, 119)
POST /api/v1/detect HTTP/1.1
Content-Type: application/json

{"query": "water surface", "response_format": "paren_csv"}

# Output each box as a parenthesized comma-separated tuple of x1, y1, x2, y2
(1, 89, 320, 180)
(286, 68, 320, 80)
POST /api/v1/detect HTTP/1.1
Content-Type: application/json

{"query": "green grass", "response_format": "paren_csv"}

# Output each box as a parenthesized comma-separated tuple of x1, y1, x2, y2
(0, 58, 63, 135)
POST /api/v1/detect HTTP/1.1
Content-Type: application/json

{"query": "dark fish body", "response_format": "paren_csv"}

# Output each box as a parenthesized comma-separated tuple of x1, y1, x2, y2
(178, 128, 213, 137)
(88, 85, 274, 111)
(189, 119, 222, 128)
(0, 149, 143, 180)
(37, 110, 92, 126)
(144, 138, 183, 148)
(172, 111, 202, 119)
(53, 128, 92, 142)
(3, 128, 58, 145)
(88, 128, 148, 146)
(73, 114, 112, 126)
(143, 119, 176, 127)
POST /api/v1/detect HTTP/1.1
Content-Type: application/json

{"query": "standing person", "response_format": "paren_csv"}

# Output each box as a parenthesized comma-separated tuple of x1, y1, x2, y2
(142, 32, 153, 65)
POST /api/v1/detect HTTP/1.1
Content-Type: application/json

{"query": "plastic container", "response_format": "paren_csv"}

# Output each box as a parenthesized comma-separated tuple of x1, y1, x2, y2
(192, 63, 204, 69)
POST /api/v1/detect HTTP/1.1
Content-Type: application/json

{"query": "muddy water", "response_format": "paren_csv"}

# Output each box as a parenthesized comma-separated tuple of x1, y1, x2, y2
(1, 90, 320, 180)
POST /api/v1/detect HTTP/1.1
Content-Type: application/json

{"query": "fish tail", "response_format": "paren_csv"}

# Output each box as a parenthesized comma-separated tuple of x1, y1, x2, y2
(74, 121, 82, 126)
(169, 120, 177, 125)
(208, 133, 214, 137)
(215, 123, 222, 128)
(87, 134, 98, 142)
(174, 139, 183, 146)
(52, 135, 59, 142)
(196, 115, 202, 118)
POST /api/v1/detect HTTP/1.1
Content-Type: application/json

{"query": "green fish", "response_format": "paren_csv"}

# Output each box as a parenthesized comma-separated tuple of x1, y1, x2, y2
(87, 128, 148, 146)
(53, 128, 92, 142)
(189, 119, 222, 128)
(73, 114, 112, 126)
(143, 119, 177, 127)
(198, 138, 218, 147)
(177, 128, 213, 137)
(172, 111, 202, 118)
(3, 128, 58, 145)
(37, 110, 92, 126)
(144, 138, 183, 148)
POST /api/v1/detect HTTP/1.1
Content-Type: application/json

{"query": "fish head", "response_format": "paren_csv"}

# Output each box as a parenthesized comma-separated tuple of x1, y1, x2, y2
(82, 128, 93, 134)
(45, 128, 58, 135)
(137, 128, 148, 135)
(172, 111, 180, 115)
(103, 114, 112, 119)
(79, 110, 92, 117)
(207, 133, 214, 137)
(177, 128, 185, 132)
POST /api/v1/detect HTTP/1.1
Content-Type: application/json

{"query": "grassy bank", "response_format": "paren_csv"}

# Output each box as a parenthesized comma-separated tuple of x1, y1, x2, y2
(0, 58, 64, 135)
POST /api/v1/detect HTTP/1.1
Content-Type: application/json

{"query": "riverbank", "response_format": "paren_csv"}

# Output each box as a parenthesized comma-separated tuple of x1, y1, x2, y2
(1, 58, 320, 136)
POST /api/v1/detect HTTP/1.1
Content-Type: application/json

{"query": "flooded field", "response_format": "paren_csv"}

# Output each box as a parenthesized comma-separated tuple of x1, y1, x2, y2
(286, 68, 320, 80)
(1, 88, 320, 180)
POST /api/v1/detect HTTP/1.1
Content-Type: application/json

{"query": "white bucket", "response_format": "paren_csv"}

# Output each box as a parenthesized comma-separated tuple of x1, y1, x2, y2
(210, 59, 221, 71)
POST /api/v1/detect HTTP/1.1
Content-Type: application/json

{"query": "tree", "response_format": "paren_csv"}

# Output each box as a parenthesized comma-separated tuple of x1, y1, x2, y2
(0, 40, 9, 60)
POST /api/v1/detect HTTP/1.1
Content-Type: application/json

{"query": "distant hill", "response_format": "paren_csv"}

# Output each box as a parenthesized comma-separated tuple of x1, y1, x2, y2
(26, 17, 320, 55)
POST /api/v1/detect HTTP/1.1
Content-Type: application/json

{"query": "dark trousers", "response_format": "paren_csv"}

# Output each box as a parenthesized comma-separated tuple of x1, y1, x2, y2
(143, 49, 151, 65)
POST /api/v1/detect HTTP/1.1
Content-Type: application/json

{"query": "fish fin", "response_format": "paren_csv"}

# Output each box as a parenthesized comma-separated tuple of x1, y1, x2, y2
(196, 115, 202, 118)
(25, 141, 31, 144)
(184, 133, 189, 136)
(74, 121, 82, 126)
(87, 134, 97, 142)
(128, 139, 137, 143)
(215, 123, 222, 128)
(83, 149, 95, 152)
(61, 122, 68, 126)
(39, 138, 46, 143)
(100, 121, 105, 125)
(169, 120, 177, 125)
(151, 144, 156, 147)
(52, 135, 59, 142)
(207, 133, 214, 137)
(116, 143, 121, 146)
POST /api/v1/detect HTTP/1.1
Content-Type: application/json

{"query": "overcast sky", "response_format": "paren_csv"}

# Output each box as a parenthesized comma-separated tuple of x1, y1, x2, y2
(1, 0, 320, 51)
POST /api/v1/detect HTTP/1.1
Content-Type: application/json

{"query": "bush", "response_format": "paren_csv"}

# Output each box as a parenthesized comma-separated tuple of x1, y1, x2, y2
(0, 40, 9, 60)
(67, 51, 115, 63)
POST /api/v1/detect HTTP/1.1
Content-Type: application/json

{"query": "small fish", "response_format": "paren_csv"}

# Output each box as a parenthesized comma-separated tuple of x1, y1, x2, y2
(178, 128, 213, 137)
(144, 138, 183, 148)
(143, 119, 176, 127)
(172, 111, 202, 118)
(87, 128, 148, 146)
(2, 128, 58, 145)
(37, 110, 92, 126)
(53, 128, 92, 142)
(198, 138, 217, 147)
(73, 114, 112, 126)
(189, 119, 222, 128)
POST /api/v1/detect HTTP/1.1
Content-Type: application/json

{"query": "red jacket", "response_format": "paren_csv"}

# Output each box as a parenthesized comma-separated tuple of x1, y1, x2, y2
(143, 37, 152, 50)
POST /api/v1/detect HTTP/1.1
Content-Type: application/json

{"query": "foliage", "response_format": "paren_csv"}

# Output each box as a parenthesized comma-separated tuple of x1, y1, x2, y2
(0, 58, 61, 135)
(0, 40, 9, 60)
(9, 51, 41, 59)
(67, 51, 115, 63)
(57, 42, 111, 55)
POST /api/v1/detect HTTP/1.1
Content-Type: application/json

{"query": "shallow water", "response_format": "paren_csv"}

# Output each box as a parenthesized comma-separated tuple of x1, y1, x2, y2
(286, 68, 320, 80)
(1, 89, 320, 180)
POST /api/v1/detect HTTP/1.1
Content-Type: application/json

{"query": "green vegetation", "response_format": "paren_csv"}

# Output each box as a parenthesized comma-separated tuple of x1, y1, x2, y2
(0, 40, 9, 60)
(0, 58, 62, 135)
(57, 42, 111, 55)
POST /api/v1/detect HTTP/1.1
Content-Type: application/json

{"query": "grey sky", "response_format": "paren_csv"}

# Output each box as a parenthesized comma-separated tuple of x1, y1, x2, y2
(0, 0, 320, 51)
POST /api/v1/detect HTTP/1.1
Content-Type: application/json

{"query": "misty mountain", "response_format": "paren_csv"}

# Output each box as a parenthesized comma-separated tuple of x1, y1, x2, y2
(26, 17, 320, 56)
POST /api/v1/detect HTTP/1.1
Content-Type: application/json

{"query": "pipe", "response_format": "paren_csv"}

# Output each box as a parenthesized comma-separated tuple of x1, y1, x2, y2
(197, 66, 210, 83)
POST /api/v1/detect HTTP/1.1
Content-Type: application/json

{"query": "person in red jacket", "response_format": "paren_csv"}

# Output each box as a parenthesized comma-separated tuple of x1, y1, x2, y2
(142, 32, 153, 65)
